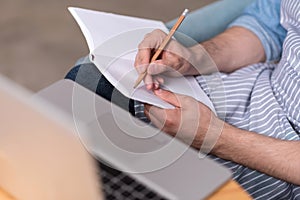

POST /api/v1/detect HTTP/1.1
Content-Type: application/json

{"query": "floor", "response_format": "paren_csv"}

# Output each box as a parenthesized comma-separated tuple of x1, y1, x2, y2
(0, 0, 215, 92)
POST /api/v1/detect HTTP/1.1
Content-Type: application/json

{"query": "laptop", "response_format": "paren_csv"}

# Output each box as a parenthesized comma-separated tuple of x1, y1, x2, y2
(0, 75, 102, 200)
(35, 79, 232, 200)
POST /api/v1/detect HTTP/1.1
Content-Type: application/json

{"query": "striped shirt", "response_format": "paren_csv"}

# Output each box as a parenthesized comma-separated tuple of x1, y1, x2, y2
(135, 0, 300, 199)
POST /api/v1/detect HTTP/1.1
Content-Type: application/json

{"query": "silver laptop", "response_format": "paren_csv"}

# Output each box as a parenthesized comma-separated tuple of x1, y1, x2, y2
(0, 75, 102, 200)
(36, 79, 231, 200)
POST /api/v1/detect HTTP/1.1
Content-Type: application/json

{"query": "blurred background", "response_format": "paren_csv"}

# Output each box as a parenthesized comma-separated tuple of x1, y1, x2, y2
(1, 0, 215, 92)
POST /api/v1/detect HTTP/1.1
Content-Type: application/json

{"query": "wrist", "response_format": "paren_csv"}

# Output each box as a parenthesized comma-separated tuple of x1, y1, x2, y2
(210, 121, 237, 159)
(197, 116, 228, 154)
(188, 44, 219, 75)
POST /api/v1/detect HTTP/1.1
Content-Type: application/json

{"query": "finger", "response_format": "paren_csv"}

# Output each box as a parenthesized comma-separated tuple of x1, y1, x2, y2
(164, 39, 187, 59)
(148, 53, 184, 77)
(147, 61, 169, 75)
(154, 89, 182, 108)
(134, 49, 151, 74)
(162, 51, 180, 67)
(152, 76, 164, 89)
(161, 52, 185, 77)
(144, 104, 167, 125)
(134, 48, 154, 90)
(143, 74, 154, 90)
(135, 29, 168, 72)
(153, 79, 160, 90)
(144, 105, 165, 129)
(143, 29, 168, 48)
(145, 104, 180, 135)
(155, 76, 164, 85)
(163, 70, 184, 77)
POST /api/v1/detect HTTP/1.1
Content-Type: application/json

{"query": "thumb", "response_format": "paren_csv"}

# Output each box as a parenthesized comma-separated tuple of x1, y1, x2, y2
(154, 89, 183, 108)
(147, 60, 169, 75)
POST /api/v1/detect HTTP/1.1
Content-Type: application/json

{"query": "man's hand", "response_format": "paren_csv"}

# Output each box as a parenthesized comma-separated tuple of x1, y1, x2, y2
(144, 89, 221, 149)
(134, 27, 267, 90)
(144, 90, 300, 185)
(134, 29, 200, 90)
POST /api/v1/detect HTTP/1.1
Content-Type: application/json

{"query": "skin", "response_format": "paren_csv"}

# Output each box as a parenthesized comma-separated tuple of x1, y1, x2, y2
(134, 27, 300, 185)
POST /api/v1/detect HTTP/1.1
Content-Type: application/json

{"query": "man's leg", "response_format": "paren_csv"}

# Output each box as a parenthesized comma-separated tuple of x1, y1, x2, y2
(65, 63, 135, 115)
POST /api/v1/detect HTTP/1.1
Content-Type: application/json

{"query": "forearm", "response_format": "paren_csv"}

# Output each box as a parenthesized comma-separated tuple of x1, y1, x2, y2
(190, 27, 266, 74)
(213, 122, 300, 185)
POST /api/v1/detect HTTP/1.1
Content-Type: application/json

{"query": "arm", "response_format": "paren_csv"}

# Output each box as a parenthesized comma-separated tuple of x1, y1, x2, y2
(199, 0, 286, 73)
(193, 26, 266, 73)
(186, 27, 265, 75)
(135, 0, 286, 88)
(215, 123, 300, 185)
(134, 27, 265, 89)
(134, 26, 265, 73)
(145, 89, 300, 185)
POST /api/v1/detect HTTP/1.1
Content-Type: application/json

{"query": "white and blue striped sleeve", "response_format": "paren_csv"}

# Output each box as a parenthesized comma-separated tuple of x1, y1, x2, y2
(228, 0, 287, 62)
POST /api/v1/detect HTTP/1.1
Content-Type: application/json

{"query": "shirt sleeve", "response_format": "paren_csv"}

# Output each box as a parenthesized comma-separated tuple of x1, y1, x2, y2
(228, 0, 287, 62)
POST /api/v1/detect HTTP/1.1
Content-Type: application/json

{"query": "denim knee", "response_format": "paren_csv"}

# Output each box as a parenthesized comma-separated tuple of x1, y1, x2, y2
(65, 63, 135, 115)
(65, 65, 80, 81)
(65, 63, 114, 101)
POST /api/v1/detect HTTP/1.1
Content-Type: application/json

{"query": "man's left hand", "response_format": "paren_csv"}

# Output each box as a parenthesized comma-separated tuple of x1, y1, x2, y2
(144, 89, 221, 149)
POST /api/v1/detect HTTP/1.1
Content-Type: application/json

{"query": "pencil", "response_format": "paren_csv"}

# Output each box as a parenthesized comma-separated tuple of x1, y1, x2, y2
(133, 8, 189, 88)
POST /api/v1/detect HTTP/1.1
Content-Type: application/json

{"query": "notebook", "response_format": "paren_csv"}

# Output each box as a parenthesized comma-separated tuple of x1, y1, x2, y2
(68, 7, 216, 113)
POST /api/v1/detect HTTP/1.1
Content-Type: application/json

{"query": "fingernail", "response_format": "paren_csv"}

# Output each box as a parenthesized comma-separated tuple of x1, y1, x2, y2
(146, 84, 153, 90)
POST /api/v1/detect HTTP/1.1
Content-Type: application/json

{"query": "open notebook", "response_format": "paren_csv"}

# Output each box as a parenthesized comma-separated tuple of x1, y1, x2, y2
(69, 7, 215, 112)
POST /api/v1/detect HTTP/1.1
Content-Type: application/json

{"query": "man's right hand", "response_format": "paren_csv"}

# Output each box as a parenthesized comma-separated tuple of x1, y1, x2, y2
(134, 29, 200, 90)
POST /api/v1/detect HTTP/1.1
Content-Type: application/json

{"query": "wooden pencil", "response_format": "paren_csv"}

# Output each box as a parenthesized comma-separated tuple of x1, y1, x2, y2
(133, 9, 189, 88)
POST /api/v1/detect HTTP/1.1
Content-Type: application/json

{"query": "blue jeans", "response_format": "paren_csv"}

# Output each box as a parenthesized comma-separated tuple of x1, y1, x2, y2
(65, 0, 254, 112)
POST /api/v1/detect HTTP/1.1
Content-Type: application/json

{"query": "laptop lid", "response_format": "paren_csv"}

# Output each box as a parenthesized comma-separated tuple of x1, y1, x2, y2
(37, 79, 232, 200)
(0, 75, 102, 200)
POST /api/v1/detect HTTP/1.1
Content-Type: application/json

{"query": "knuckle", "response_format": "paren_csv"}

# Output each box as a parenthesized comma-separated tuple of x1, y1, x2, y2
(153, 29, 162, 34)
(164, 119, 173, 127)
(138, 42, 148, 50)
(144, 32, 152, 38)
(140, 29, 167, 50)
(164, 116, 175, 127)
(174, 56, 181, 63)
(153, 29, 167, 39)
